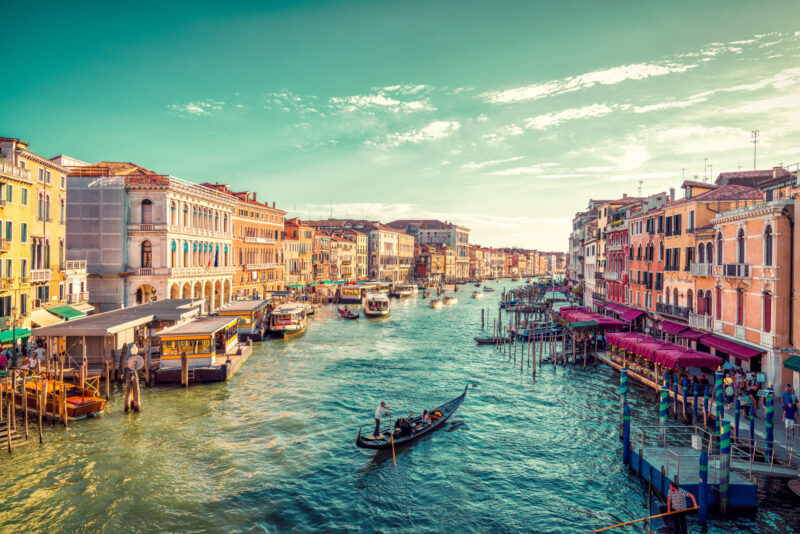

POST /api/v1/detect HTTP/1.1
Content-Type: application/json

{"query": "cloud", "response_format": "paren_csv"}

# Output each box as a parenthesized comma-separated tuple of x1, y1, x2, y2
(167, 100, 225, 116)
(490, 163, 561, 176)
(461, 156, 525, 170)
(651, 126, 752, 154)
(367, 120, 461, 148)
(329, 93, 435, 113)
(633, 96, 708, 113)
(725, 93, 800, 114)
(382, 84, 432, 95)
(481, 62, 696, 104)
(524, 104, 615, 130)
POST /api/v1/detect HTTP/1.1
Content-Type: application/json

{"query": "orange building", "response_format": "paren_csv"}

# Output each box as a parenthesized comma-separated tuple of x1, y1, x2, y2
(284, 218, 314, 285)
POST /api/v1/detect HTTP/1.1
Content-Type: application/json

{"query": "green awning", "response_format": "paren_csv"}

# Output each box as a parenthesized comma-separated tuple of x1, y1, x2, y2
(47, 305, 86, 320)
(568, 320, 597, 330)
(551, 302, 572, 311)
(0, 329, 31, 343)
(286, 284, 305, 288)
(784, 355, 800, 373)
(544, 291, 568, 301)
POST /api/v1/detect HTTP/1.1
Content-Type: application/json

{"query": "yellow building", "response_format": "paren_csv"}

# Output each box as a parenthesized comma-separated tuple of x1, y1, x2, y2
(0, 137, 70, 342)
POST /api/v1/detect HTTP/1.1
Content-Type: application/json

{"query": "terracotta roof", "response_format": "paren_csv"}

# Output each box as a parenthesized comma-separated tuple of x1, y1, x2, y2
(681, 180, 718, 190)
(663, 184, 762, 208)
(80, 161, 160, 176)
(715, 168, 794, 188)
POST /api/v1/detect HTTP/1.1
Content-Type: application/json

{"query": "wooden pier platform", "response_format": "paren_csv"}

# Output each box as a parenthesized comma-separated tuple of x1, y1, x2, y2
(152, 345, 254, 385)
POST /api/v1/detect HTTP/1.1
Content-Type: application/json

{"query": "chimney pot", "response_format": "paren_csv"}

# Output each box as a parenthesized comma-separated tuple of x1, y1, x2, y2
(669, 188, 675, 201)
(253, 192, 257, 201)
(623, 193, 627, 198)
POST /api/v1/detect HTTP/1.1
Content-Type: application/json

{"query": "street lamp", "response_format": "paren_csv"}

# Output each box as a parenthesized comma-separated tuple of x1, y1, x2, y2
(5, 306, 20, 367)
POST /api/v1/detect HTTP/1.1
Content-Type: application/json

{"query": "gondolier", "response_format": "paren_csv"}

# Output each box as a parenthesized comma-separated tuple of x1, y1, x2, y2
(374, 401, 388, 437)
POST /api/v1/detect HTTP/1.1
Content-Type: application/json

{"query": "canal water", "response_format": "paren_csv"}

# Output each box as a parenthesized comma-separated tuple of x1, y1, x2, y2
(0, 285, 797, 533)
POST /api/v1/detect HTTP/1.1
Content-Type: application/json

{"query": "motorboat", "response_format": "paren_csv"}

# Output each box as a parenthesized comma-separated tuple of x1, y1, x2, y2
(363, 292, 390, 317)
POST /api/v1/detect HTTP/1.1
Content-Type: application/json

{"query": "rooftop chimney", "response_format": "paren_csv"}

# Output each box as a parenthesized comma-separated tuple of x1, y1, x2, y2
(669, 188, 675, 201)
(773, 166, 783, 178)
(253, 192, 257, 201)
(622, 193, 627, 199)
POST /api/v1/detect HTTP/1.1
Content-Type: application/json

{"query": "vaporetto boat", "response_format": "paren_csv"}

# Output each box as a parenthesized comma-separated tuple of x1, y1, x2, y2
(363, 292, 390, 317)
(269, 303, 308, 338)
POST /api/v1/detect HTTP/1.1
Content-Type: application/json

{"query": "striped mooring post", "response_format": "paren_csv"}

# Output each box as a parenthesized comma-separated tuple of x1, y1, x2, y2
(720, 419, 731, 515)
(734, 398, 741, 443)
(622, 404, 631, 464)
(749, 407, 756, 458)
(619, 367, 628, 440)
(681, 376, 689, 421)
(698, 450, 708, 525)
(765, 384, 774, 463)
(693, 382, 699, 425)
(703, 385, 709, 428)
(673, 376, 679, 419)
(659, 382, 669, 446)
(715, 368, 724, 436)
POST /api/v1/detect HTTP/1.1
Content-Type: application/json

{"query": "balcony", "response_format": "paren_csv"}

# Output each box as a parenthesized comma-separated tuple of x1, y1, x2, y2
(689, 262, 714, 277)
(592, 291, 605, 302)
(0, 277, 12, 289)
(245, 263, 281, 271)
(30, 269, 52, 283)
(603, 271, 621, 281)
(0, 161, 31, 181)
(594, 271, 603, 280)
(67, 292, 90, 304)
(65, 260, 87, 273)
(243, 236, 277, 244)
(688, 312, 712, 330)
(0, 238, 9, 253)
(656, 302, 690, 319)
(127, 223, 169, 232)
(720, 263, 750, 278)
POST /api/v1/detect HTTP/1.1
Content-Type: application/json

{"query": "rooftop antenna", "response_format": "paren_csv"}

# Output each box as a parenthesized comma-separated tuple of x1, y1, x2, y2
(637, 179, 643, 196)
(704, 157, 708, 180)
(681, 168, 686, 181)
(751, 130, 759, 170)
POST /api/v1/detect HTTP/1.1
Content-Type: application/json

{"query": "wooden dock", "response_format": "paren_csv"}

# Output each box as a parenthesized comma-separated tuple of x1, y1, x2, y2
(152, 344, 254, 385)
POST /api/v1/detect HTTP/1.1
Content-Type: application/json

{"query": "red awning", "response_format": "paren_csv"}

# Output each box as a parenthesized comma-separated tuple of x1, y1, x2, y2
(654, 347, 723, 370)
(594, 303, 606, 310)
(605, 303, 622, 312)
(660, 320, 688, 335)
(620, 308, 644, 321)
(700, 334, 762, 360)
(677, 329, 705, 340)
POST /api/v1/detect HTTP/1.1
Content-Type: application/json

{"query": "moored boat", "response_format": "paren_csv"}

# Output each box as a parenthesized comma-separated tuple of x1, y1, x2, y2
(483, 286, 495, 292)
(363, 292, 390, 317)
(1, 377, 106, 421)
(430, 299, 443, 309)
(269, 303, 308, 338)
(355, 386, 467, 450)
(443, 296, 457, 305)
(392, 284, 418, 298)
(337, 307, 359, 320)
(471, 291, 484, 299)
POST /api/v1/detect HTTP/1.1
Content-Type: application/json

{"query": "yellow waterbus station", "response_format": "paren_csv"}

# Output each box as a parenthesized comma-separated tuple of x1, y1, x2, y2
(214, 299, 270, 341)
(152, 316, 251, 384)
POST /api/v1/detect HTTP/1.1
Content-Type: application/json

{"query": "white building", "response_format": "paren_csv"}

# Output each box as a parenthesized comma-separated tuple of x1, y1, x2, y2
(66, 162, 236, 312)
(386, 220, 470, 280)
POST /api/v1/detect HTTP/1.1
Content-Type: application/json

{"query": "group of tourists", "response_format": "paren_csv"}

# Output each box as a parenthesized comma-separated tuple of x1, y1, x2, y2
(374, 401, 437, 438)
(0, 339, 50, 372)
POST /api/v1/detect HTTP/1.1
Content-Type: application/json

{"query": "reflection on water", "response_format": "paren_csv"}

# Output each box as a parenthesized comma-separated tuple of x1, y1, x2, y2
(0, 286, 796, 533)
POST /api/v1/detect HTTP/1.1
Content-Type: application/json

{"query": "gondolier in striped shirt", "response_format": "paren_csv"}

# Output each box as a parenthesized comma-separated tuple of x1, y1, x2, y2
(667, 481, 697, 534)
(374, 402, 388, 437)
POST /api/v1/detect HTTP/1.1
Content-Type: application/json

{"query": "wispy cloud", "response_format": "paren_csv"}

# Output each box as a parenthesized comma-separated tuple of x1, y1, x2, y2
(366, 120, 461, 148)
(725, 92, 800, 114)
(461, 156, 525, 170)
(168, 99, 225, 117)
(481, 62, 696, 104)
(525, 104, 615, 130)
(329, 93, 435, 113)
(633, 96, 708, 113)
(490, 163, 561, 176)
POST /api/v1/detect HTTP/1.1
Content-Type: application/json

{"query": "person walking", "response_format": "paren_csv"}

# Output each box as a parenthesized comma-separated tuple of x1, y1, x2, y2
(667, 481, 697, 534)
(783, 402, 797, 435)
(781, 384, 797, 410)
(374, 401, 389, 437)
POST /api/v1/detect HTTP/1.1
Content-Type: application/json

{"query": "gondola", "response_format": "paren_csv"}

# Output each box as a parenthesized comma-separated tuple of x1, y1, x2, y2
(355, 386, 467, 450)
(337, 308, 359, 320)
(473, 337, 508, 345)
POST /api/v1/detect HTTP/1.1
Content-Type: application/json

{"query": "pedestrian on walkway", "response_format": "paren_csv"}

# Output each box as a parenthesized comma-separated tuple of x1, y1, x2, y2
(781, 384, 797, 410)
(783, 402, 797, 432)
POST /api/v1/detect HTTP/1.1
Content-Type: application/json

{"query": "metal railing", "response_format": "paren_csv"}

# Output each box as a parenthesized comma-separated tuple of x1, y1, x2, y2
(65, 260, 86, 271)
(30, 269, 51, 283)
(688, 312, 713, 330)
(603, 271, 621, 281)
(656, 302, 690, 319)
(67, 292, 90, 304)
(0, 161, 31, 181)
(720, 263, 750, 278)
(689, 262, 714, 277)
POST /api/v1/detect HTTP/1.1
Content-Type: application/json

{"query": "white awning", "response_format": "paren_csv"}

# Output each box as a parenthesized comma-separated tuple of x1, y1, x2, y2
(30, 309, 64, 328)
(71, 302, 95, 313)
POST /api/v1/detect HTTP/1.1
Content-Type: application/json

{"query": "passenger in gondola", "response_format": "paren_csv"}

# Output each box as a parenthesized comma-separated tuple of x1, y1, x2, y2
(421, 410, 430, 425)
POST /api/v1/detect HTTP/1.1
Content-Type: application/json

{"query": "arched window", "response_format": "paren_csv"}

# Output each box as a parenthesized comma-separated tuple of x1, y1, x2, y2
(59, 197, 65, 224)
(665, 287, 671, 305)
(37, 193, 44, 220)
(687, 289, 693, 312)
(697, 244, 704, 264)
(141, 240, 152, 268)
(763, 291, 772, 333)
(183, 241, 189, 266)
(45, 194, 51, 220)
(170, 240, 177, 267)
(705, 291, 712, 317)
(716, 233, 723, 265)
(737, 229, 745, 264)
(764, 225, 773, 267)
(673, 288, 679, 307)
(637, 244, 642, 260)
(697, 290, 704, 315)
(183, 204, 189, 226)
(715, 286, 722, 320)
(141, 199, 153, 224)
(706, 242, 713, 264)
(170, 201, 177, 225)
(659, 241, 664, 260)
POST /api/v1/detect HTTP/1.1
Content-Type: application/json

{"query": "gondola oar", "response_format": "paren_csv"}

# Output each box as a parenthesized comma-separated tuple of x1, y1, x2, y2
(593, 506, 698, 532)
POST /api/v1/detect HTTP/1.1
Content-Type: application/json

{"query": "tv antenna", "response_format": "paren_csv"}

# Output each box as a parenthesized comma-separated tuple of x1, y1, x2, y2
(637, 180, 643, 196)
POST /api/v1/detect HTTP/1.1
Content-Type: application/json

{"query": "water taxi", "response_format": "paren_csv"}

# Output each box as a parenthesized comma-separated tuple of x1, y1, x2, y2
(483, 286, 495, 292)
(363, 292, 390, 317)
(214, 299, 270, 341)
(269, 303, 308, 338)
(1, 377, 106, 421)
(443, 296, 458, 305)
(430, 299, 443, 309)
(391, 284, 418, 298)
(339, 284, 368, 304)
(471, 291, 485, 299)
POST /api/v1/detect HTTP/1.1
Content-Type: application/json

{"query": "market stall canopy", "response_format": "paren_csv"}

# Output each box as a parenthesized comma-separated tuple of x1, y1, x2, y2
(0, 328, 31, 343)
(700, 334, 762, 360)
(70, 302, 95, 313)
(677, 328, 705, 340)
(653, 347, 722, 370)
(31, 309, 64, 327)
(660, 320, 688, 336)
(46, 305, 85, 321)
(784, 355, 800, 373)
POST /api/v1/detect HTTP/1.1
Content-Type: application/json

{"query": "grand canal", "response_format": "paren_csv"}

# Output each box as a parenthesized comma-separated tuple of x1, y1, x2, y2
(0, 285, 797, 533)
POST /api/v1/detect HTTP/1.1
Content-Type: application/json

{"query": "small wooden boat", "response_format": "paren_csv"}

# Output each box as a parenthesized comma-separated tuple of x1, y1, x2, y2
(483, 286, 495, 292)
(355, 386, 467, 450)
(474, 337, 508, 345)
(337, 308, 359, 320)
(471, 291, 484, 299)
(443, 296, 457, 305)
(1, 377, 106, 421)
(430, 299, 443, 309)
(474, 282, 480, 287)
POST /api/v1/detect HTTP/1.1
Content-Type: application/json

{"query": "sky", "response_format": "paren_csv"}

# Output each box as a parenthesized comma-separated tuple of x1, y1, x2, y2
(3, 1, 800, 251)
